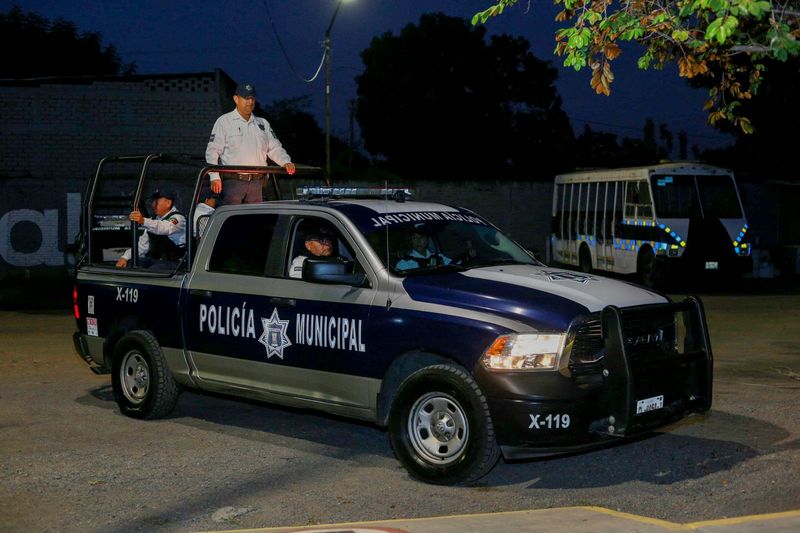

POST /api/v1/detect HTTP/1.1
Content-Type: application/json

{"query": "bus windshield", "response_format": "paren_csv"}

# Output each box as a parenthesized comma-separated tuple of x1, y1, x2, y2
(650, 174, 742, 219)
(365, 219, 538, 275)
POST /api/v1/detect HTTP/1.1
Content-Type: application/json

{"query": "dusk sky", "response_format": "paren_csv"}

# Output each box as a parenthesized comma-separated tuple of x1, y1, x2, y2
(6, 0, 734, 151)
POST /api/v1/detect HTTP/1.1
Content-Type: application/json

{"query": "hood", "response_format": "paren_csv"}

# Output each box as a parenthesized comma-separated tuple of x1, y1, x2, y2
(401, 265, 667, 331)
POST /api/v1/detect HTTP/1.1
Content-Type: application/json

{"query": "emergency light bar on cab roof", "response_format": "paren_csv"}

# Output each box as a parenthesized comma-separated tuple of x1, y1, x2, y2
(296, 186, 413, 201)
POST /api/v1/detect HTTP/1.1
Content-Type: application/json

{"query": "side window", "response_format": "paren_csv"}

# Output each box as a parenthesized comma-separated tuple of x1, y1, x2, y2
(625, 180, 653, 220)
(208, 214, 278, 276)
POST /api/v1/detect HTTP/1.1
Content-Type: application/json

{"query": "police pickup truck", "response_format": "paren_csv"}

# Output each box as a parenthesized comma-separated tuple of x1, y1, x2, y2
(73, 156, 713, 485)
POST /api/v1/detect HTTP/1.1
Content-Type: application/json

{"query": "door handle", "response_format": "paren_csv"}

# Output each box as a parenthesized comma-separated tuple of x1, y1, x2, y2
(270, 297, 296, 307)
(190, 289, 213, 298)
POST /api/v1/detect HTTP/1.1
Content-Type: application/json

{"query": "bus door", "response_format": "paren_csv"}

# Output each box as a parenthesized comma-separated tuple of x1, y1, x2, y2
(597, 182, 615, 270)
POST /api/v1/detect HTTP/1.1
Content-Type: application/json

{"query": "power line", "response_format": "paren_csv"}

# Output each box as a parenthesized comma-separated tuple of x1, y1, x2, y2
(262, 0, 325, 83)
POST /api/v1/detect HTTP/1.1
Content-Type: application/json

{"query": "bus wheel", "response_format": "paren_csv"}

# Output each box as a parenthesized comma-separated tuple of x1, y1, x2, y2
(579, 245, 592, 273)
(637, 248, 664, 289)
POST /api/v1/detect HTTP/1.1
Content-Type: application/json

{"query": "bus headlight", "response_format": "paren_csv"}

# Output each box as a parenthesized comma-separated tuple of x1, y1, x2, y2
(482, 333, 566, 371)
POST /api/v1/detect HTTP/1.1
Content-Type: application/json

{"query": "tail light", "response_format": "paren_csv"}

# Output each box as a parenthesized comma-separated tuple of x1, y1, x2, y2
(73, 285, 80, 319)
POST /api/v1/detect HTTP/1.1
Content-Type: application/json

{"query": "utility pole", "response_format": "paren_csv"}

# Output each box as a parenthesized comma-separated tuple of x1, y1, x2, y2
(324, 0, 345, 185)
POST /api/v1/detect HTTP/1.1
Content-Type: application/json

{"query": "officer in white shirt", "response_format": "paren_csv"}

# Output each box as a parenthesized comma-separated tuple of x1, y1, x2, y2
(193, 190, 219, 238)
(205, 82, 296, 205)
(116, 190, 186, 269)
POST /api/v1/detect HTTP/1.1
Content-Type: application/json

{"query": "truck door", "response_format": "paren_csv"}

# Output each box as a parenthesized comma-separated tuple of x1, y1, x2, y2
(184, 210, 380, 412)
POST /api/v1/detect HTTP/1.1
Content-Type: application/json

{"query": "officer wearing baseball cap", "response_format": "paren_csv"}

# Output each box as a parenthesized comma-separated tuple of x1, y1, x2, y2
(116, 190, 186, 269)
(205, 81, 296, 205)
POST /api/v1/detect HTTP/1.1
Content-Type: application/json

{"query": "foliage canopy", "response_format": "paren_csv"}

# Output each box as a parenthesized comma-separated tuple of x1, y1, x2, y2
(473, 0, 800, 133)
(0, 6, 135, 78)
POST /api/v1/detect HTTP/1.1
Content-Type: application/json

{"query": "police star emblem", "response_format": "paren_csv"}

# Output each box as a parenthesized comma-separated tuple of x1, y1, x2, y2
(258, 308, 292, 359)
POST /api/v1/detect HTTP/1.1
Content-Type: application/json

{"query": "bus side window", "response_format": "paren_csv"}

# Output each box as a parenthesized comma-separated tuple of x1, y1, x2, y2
(639, 181, 653, 218)
(586, 182, 597, 236)
(614, 182, 625, 233)
(625, 181, 640, 218)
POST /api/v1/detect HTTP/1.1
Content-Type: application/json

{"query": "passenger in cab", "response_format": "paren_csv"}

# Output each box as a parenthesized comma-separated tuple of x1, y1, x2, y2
(116, 190, 186, 269)
(395, 226, 451, 271)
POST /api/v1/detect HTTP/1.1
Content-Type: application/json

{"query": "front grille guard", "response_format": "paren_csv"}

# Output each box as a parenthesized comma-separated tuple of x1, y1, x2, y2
(560, 297, 713, 436)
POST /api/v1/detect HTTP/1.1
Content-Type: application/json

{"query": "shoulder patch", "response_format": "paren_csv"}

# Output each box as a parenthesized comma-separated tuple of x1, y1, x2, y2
(209, 133, 215, 142)
(171, 218, 179, 225)
(258, 123, 265, 131)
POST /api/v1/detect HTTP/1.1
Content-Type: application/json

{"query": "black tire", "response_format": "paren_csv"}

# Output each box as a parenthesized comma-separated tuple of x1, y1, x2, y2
(388, 364, 500, 485)
(578, 245, 592, 273)
(111, 330, 179, 420)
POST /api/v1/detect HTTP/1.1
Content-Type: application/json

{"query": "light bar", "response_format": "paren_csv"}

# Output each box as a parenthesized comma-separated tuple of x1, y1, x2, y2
(296, 186, 413, 200)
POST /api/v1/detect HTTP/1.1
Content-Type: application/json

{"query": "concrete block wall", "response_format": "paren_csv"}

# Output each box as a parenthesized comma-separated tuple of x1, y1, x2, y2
(0, 73, 222, 180)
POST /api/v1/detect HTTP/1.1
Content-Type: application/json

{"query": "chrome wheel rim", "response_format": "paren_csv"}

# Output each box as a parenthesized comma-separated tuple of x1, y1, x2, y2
(408, 392, 468, 465)
(120, 351, 150, 405)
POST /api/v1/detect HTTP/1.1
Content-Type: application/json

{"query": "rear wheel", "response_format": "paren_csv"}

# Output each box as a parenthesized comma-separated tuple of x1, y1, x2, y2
(388, 364, 500, 485)
(112, 330, 179, 419)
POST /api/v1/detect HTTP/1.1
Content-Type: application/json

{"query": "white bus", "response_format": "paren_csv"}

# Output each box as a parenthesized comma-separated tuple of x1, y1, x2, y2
(548, 163, 751, 287)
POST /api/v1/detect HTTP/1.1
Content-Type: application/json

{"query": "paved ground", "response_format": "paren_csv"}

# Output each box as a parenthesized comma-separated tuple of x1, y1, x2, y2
(0, 292, 798, 532)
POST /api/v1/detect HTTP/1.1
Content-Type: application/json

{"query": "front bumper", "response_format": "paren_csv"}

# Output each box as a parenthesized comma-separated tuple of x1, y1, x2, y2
(476, 297, 713, 459)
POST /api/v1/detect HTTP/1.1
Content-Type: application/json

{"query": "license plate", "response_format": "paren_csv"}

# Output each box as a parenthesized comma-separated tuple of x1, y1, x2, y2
(705, 261, 719, 270)
(636, 395, 664, 414)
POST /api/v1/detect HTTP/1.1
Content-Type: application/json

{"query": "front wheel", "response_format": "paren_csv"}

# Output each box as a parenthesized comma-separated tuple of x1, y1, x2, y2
(388, 364, 500, 485)
(112, 330, 179, 419)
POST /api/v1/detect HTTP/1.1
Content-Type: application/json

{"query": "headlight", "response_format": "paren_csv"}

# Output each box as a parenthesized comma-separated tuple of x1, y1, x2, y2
(481, 333, 566, 371)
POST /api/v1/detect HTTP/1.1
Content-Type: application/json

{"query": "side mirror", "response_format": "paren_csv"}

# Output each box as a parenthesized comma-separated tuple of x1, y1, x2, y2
(303, 257, 368, 287)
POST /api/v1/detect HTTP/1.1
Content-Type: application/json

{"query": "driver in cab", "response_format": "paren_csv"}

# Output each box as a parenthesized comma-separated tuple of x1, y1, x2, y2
(290, 228, 335, 278)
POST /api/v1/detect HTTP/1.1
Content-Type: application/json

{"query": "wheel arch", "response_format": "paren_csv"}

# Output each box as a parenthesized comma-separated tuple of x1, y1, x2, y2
(376, 350, 464, 427)
(103, 315, 157, 366)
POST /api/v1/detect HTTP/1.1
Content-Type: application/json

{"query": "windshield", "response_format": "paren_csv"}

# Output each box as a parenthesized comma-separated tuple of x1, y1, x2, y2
(650, 174, 742, 219)
(364, 216, 538, 275)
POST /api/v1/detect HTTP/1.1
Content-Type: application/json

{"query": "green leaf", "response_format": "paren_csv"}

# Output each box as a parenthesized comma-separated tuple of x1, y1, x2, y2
(672, 29, 690, 42)
(706, 18, 723, 42)
(749, 1, 772, 17)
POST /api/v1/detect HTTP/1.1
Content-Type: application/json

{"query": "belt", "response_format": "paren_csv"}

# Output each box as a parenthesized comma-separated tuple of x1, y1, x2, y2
(226, 173, 265, 182)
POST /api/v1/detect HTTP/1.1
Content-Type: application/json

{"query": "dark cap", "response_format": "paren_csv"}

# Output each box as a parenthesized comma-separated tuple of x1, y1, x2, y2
(199, 189, 221, 202)
(234, 82, 257, 98)
(149, 189, 176, 202)
(305, 227, 333, 242)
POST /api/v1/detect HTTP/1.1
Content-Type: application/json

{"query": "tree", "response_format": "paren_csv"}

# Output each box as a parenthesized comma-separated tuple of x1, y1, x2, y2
(0, 6, 135, 77)
(355, 13, 574, 179)
(696, 58, 799, 180)
(574, 119, 675, 167)
(473, 0, 800, 133)
(263, 96, 368, 179)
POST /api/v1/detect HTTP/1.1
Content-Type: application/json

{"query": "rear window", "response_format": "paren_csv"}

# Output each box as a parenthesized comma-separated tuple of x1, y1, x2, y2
(208, 214, 278, 276)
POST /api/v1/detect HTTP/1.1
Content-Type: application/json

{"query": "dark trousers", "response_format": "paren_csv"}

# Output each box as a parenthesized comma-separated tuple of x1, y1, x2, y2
(221, 178, 263, 205)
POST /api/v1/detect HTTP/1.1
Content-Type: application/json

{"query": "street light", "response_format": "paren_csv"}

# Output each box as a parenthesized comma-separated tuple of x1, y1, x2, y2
(324, 0, 349, 183)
